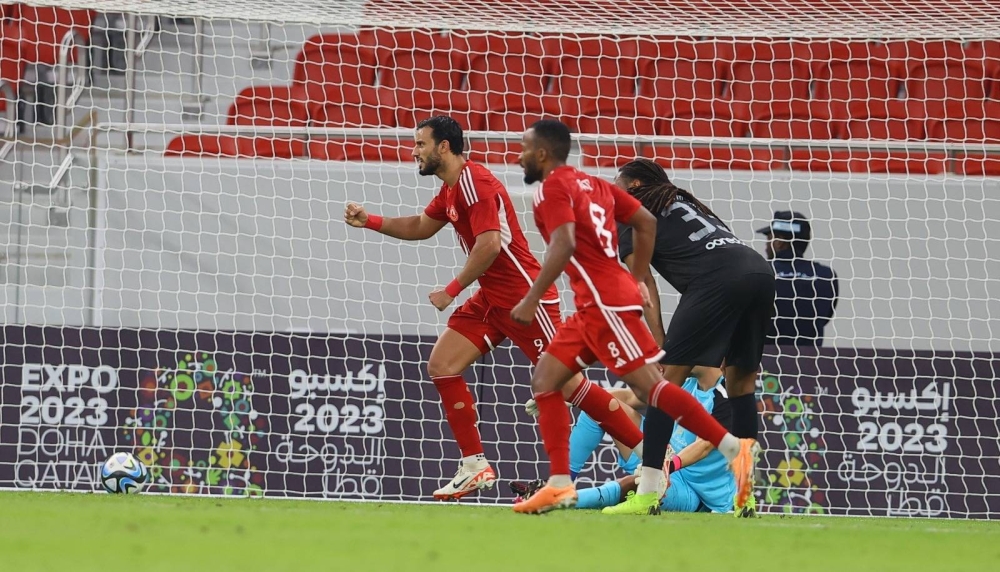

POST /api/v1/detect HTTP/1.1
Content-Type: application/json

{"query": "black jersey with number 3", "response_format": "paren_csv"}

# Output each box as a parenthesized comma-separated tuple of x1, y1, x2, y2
(618, 196, 770, 294)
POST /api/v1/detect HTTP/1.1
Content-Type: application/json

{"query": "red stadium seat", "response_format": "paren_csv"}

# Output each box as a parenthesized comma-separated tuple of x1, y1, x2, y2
(292, 33, 378, 108)
(394, 90, 486, 131)
(653, 107, 774, 170)
(638, 38, 732, 108)
(542, 35, 641, 120)
(798, 100, 933, 173)
(15, 6, 93, 65)
(164, 134, 239, 157)
(308, 87, 406, 161)
(466, 140, 522, 165)
(309, 139, 411, 162)
(376, 30, 470, 127)
(308, 85, 393, 127)
(658, 100, 748, 139)
(577, 99, 656, 167)
(809, 40, 900, 121)
(727, 40, 811, 118)
(896, 41, 991, 117)
(229, 85, 309, 126)
(926, 100, 1000, 175)
(643, 144, 777, 171)
(227, 86, 308, 159)
(749, 102, 833, 171)
(925, 101, 1000, 142)
(466, 33, 551, 127)
(953, 155, 1000, 176)
(749, 102, 833, 140)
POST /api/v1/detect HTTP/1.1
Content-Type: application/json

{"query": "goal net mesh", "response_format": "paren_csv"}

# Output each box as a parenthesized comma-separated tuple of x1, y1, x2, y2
(1, 0, 998, 517)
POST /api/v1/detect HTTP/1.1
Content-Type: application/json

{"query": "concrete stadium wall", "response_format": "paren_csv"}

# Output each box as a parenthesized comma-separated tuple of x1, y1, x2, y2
(5, 152, 1000, 351)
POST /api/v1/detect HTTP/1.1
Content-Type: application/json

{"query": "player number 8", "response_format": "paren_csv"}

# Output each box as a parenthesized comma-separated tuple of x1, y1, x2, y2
(588, 204, 617, 258)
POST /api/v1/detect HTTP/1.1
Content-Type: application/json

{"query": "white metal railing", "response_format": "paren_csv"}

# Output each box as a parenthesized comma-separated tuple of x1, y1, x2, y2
(55, 30, 88, 140)
(96, 123, 1000, 155)
(0, 79, 15, 161)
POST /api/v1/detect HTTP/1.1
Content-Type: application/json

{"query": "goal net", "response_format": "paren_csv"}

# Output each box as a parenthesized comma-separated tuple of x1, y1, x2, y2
(1, 0, 999, 517)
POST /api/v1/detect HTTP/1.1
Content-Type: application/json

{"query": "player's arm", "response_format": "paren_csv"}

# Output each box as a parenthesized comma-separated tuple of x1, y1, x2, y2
(511, 222, 575, 325)
(428, 230, 501, 311)
(611, 186, 656, 286)
(668, 392, 731, 473)
(344, 203, 447, 240)
(670, 438, 715, 470)
(624, 253, 665, 347)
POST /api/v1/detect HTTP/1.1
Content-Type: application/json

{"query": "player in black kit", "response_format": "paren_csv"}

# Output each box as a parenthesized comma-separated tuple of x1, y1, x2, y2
(602, 158, 775, 518)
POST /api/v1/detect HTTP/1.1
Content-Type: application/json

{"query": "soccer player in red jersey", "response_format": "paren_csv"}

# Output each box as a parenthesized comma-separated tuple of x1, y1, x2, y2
(344, 116, 645, 500)
(509, 120, 756, 514)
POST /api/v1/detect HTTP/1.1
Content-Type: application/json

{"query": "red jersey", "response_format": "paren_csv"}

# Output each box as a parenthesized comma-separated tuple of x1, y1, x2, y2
(425, 160, 558, 308)
(532, 165, 645, 311)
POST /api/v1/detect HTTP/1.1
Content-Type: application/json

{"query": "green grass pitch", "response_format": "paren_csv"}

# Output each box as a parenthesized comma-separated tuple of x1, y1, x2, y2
(1, 492, 997, 571)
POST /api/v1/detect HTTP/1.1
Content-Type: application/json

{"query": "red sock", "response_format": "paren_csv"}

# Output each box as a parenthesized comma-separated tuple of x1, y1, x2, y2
(649, 380, 728, 447)
(568, 380, 643, 449)
(534, 390, 572, 476)
(432, 375, 483, 457)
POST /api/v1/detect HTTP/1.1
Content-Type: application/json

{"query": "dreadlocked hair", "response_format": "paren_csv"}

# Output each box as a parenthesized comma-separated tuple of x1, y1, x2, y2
(617, 158, 730, 230)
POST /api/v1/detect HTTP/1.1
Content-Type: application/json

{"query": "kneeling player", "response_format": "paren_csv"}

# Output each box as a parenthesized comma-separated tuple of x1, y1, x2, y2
(516, 367, 734, 514)
(574, 370, 736, 514)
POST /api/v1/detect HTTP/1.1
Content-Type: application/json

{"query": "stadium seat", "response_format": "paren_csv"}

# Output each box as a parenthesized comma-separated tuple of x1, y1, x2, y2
(653, 109, 774, 170)
(16, 6, 93, 64)
(466, 33, 551, 128)
(394, 89, 486, 131)
(749, 102, 832, 171)
(809, 40, 901, 121)
(164, 134, 239, 157)
(801, 100, 937, 173)
(576, 99, 656, 167)
(1, 5, 93, 90)
(308, 139, 411, 162)
(658, 100, 748, 139)
(952, 155, 1000, 176)
(230, 85, 309, 126)
(292, 33, 378, 109)
(896, 40, 992, 118)
(925, 100, 1000, 176)
(376, 30, 470, 129)
(466, 140, 522, 165)
(541, 35, 641, 120)
(637, 38, 732, 106)
(925, 101, 1000, 142)
(726, 40, 812, 119)
(643, 144, 777, 171)
(749, 101, 833, 140)
(227, 86, 308, 159)
(307, 87, 407, 161)
(308, 85, 393, 127)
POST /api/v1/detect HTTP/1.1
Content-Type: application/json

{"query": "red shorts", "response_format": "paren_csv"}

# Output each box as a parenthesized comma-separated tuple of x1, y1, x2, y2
(447, 290, 562, 364)
(545, 306, 665, 377)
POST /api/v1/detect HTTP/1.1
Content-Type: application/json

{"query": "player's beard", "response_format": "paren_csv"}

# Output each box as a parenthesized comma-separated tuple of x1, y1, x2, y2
(418, 152, 442, 177)
(522, 161, 542, 185)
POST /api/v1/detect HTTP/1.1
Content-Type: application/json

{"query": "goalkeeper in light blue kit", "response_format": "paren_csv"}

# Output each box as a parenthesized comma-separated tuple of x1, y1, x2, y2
(564, 367, 735, 514)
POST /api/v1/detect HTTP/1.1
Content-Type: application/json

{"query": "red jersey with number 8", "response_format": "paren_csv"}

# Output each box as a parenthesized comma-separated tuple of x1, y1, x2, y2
(532, 165, 645, 311)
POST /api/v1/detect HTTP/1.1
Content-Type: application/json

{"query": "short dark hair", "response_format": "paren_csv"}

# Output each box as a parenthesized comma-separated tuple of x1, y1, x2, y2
(416, 115, 465, 155)
(529, 119, 572, 162)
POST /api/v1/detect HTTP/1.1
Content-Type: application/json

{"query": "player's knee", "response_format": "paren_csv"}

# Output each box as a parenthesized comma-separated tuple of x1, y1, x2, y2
(630, 385, 650, 404)
(427, 359, 461, 379)
(724, 368, 757, 397)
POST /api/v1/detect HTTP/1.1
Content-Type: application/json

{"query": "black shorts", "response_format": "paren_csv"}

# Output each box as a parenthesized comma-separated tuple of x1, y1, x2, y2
(661, 271, 776, 370)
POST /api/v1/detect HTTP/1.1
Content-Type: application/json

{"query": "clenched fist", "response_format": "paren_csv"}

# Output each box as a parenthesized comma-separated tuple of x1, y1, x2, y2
(344, 202, 369, 228)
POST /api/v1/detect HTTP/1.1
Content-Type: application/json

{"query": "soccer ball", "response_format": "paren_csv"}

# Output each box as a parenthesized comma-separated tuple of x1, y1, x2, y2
(100, 452, 148, 494)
